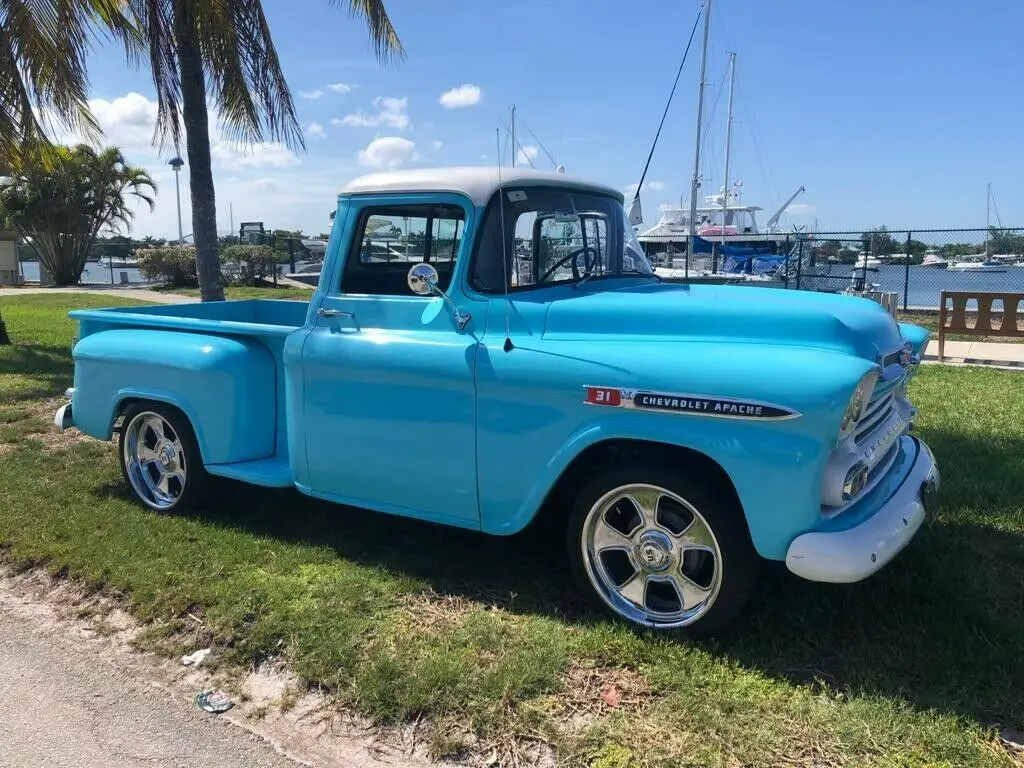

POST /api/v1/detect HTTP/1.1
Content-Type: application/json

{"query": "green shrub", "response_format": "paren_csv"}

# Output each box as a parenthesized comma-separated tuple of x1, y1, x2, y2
(136, 246, 198, 287)
(220, 244, 279, 285)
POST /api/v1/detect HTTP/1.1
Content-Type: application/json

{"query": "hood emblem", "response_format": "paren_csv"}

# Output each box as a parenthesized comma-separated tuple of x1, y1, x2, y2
(583, 386, 800, 420)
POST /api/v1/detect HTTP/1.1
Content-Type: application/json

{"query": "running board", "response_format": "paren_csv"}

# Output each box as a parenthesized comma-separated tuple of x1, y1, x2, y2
(205, 456, 293, 488)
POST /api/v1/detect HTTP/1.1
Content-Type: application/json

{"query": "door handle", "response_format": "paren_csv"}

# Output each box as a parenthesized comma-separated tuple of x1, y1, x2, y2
(317, 307, 354, 319)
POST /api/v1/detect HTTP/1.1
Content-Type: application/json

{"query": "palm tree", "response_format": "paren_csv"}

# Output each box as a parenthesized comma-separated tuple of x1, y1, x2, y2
(2, 1, 402, 302)
(0, 144, 156, 285)
(126, 1, 404, 301)
(0, 1, 137, 165)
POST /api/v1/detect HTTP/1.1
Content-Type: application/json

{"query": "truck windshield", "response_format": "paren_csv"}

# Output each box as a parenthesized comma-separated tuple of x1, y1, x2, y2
(469, 187, 653, 293)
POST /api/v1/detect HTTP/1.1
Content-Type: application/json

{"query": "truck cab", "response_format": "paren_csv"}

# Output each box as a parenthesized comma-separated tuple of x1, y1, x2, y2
(56, 167, 939, 636)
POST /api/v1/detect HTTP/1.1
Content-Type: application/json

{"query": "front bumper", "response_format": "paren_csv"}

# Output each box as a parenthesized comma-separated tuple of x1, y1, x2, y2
(785, 436, 939, 583)
(53, 388, 75, 432)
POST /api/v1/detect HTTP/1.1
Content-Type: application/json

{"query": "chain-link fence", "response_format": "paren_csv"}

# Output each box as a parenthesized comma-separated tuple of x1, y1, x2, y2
(10, 228, 324, 287)
(645, 227, 1024, 311)
(789, 228, 1024, 310)
(11, 225, 1024, 308)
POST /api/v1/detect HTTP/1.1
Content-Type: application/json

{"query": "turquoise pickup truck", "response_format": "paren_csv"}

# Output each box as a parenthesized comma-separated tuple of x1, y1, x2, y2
(55, 167, 939, 636)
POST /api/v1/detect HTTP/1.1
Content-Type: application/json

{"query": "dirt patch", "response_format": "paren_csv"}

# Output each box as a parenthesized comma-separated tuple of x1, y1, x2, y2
(398, 589, 489, 631)
(547, 662, 654, 721)
(24, 398, 97, 454)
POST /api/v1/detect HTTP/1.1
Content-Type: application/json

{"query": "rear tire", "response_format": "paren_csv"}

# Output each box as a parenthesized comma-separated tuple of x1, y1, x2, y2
(117, 402, 210, 513)
(566, 461, 759, 637)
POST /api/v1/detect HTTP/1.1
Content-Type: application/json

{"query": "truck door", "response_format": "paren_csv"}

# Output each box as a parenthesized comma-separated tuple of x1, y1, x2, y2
(301, 196, 484, 526)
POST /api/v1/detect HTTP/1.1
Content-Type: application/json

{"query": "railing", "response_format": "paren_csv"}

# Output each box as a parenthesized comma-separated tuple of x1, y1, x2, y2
(937, 291, 1024, 360)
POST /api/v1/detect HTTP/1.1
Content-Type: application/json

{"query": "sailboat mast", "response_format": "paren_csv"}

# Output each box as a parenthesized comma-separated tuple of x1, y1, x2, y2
(686, 0, 713, 266)
(721, 51, 736, 246)
(511, 104, 517, 168)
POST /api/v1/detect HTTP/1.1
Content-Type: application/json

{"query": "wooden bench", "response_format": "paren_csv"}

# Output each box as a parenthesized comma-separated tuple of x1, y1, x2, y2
(938, 291, 1024, 361)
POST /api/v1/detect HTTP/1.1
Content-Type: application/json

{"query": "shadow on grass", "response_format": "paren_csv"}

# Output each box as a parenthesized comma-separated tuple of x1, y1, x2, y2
(0, 343, 74, 401)
(95, 424, 1024, 727)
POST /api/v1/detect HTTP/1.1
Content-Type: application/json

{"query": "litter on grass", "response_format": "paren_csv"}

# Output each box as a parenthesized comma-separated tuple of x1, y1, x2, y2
(181, 648, 211, 667)
(195, 690, 233, 714)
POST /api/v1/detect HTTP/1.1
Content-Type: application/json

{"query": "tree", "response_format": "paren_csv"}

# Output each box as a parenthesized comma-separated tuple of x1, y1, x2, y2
(860, 226, 898, 256)
(126, 1, 404, 301)
(2, 0, 402, 302)
(0, 144, 155, 285)
(0, 0, 137, 165)
(988, 228, 1024, 255)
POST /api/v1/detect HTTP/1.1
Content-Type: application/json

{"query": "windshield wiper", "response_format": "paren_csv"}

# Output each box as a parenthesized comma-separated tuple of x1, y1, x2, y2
(572, 270, 660, 289)
(621, 269, 662, 282)
(572, 271, 597, 289)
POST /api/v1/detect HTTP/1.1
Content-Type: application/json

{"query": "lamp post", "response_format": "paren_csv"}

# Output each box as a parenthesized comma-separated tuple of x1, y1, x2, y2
(169, 157, 185, 244)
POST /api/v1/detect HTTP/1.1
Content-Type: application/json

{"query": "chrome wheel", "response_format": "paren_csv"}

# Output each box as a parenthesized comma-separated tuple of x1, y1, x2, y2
(122, 411, 187, 510)
(582, 483, 724, 628)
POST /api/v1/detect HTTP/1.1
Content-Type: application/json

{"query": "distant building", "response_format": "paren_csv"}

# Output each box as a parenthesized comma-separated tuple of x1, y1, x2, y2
(0, 230, 21, 285)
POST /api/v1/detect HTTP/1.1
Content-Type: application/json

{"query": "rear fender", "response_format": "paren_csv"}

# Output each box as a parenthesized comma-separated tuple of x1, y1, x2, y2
(72, 329, 277, 465)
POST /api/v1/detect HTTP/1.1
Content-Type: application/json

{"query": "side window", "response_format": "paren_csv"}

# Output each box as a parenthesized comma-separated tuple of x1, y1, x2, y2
(340, 204, 465, 295)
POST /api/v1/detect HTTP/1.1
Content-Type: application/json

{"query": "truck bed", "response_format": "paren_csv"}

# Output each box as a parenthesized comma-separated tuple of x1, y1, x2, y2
(68, 299, 309, 489)
(69, 298, 309, 337)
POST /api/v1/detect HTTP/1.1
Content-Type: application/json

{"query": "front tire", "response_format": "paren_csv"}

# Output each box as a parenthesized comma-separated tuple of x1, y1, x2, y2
(118, 403, 209, 513)
(567, 462, 759, 637)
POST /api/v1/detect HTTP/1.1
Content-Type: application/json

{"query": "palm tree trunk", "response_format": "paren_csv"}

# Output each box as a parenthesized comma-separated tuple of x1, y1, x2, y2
(174, 5, 224, 302)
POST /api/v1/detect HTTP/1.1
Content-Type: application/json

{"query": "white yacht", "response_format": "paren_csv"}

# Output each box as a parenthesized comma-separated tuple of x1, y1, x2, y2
(98, 255, 139, 268)
(920, 248, 948, 268)
(947, 258, 1008, 273)
(850, 250, 882, 271)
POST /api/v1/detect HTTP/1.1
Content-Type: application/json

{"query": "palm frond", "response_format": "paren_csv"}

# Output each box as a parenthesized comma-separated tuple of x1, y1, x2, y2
(0, 0, 138, 167)
(326, 0, 404, 64)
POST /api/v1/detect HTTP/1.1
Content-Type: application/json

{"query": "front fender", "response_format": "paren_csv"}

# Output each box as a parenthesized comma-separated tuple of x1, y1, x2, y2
(476, 341, 877, 561)
(72, 329, 276, 464)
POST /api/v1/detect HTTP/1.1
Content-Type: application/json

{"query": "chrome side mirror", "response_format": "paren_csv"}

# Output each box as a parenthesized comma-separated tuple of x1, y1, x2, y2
(406, 263, 471, 331)
(407, 262, 438, 295)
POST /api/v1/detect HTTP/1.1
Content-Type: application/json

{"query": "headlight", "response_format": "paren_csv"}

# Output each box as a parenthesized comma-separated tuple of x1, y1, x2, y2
(899, 341, 913, 368)
(838, 370, 878, 442)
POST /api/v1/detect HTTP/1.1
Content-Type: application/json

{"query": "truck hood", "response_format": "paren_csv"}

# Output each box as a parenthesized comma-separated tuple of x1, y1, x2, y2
(541, 282, 905, 361)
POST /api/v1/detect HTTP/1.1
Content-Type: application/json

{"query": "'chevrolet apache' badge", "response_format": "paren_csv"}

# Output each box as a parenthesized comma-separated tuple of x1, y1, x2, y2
(583, 386, 800, 420)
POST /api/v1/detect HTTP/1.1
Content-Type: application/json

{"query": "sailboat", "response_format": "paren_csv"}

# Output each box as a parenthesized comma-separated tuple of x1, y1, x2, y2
(948, 183, 1009, 273)
(633, 6, 805, 281)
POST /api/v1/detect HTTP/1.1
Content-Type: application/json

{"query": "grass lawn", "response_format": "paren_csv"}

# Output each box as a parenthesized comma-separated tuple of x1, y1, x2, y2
(154, 285, 314, 301)
(1, 294, 1022, 767)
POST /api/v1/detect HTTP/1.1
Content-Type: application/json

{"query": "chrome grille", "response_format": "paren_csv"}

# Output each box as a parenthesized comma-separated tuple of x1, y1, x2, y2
(855, 391, 895, 443)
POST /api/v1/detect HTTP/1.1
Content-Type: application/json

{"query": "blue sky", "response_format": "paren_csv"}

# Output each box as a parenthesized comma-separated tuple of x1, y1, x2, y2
(77, 0, 1024, 239)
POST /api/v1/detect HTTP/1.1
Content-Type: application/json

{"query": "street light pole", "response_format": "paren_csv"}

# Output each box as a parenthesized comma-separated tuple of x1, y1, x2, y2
(169, 157, 185, 244)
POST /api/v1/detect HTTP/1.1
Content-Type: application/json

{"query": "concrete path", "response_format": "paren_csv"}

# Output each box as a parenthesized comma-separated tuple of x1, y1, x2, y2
(0, 285, 198, 304)
(924, 339, 1024, 369)
(0, 597, 296, 768)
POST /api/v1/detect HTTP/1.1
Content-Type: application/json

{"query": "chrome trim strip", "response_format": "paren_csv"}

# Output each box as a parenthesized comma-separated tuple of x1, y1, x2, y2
(582, 386, 801, 421)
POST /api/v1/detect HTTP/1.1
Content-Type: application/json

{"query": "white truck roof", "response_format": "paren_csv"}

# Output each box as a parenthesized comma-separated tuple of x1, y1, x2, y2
(340, 166, 624, 206)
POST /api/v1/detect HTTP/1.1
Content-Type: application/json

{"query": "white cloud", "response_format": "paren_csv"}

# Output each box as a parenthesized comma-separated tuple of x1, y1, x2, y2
(439, 84, 482, 109)
(211, 141, 300, 170)
(624, 180, 666, 196)
(357, 136, 416, 169)
(299, 90, 323, 100)
(306, 121, 326, 138)
(431, 140, 443, 151)
(335, 96, 409, 129)
(75, 92, 159, 151)
(517, 145, 539, 165)
(786, 203, 817, 216)
(250, 178, 279, 192)
(327, 83, 353, 93)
